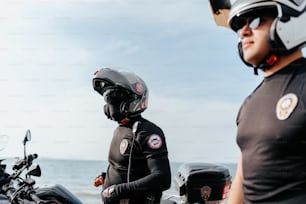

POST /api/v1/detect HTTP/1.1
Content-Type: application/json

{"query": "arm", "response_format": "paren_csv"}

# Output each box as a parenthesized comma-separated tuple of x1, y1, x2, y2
(115, 156, 171, 198)
(227, 153, 243, 204)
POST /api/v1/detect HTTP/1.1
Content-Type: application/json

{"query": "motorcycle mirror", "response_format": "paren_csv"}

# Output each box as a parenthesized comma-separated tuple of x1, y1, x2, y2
(26, 163, 41, 177)
(0, 134, 9, 152)
(23, 129, 32, 145)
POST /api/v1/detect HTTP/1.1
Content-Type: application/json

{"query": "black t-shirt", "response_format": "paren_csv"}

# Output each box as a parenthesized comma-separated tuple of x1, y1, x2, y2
(104, 116, 171, 203)
(236, 58, 306, 203)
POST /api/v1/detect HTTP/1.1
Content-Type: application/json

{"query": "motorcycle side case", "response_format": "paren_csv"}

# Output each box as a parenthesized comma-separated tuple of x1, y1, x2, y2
(36, 184, 82, 204)
(174, 162, 231, 204)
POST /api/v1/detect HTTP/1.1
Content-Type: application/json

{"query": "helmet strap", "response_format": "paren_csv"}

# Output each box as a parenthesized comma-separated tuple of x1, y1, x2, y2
(266, 54, 278, 65)
(253, 67, 259, 75)
(254, 52, 279, 74)
(239, 40, 280, 75)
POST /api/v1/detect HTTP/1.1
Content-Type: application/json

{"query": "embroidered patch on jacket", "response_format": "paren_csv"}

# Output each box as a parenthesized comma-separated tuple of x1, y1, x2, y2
(120, 139, 129, 155)
(276, 93, 298, 120)
(148, 134, 162, 149)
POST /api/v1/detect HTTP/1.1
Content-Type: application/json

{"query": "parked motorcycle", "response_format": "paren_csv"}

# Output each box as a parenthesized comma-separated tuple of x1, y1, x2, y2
(0, 129, 83, 204)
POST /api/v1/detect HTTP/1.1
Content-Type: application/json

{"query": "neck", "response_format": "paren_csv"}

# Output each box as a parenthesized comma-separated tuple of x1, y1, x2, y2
(119, 115, 142, 125)
(263, 50, 303, 77)
(119, 118, 130, 125)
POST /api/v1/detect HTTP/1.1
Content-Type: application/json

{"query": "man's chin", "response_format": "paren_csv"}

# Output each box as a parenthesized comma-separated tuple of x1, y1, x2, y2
(243, 58, 256, 66)
(243, 54, 261, 66)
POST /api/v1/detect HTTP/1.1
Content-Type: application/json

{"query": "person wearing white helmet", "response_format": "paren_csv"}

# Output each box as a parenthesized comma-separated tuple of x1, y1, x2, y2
(227, 0, 306, 203)
(92, 68, 171, 204)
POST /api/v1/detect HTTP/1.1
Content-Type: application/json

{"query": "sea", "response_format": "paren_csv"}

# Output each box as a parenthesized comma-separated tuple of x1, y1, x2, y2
(1, 158, 237, 204)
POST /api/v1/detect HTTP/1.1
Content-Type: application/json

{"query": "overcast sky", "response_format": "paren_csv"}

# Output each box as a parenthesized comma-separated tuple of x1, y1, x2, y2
(1, 0, 304, 163)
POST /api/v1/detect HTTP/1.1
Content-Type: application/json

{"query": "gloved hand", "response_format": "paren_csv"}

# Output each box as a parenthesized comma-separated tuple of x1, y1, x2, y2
(101, 185, 119, 204)
(94, 172, 106, 187)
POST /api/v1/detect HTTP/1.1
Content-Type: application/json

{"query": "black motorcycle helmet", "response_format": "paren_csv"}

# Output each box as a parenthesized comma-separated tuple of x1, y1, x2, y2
(227, 0, 306, 74)
(92, 68, 148, 122)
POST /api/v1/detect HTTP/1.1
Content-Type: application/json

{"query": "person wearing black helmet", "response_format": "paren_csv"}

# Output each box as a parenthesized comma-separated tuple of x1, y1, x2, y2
(226, 0, 306, 203)
(92, 68, 171, 204)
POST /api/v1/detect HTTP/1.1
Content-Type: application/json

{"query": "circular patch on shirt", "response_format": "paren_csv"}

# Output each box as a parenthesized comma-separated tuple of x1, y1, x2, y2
(276, 93, 298, 120)
(120, 139, 129, 155)
(147, 134, 162, 149)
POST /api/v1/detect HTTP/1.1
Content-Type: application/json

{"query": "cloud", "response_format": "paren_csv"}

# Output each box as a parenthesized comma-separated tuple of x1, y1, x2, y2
(0, 0, 248, 163)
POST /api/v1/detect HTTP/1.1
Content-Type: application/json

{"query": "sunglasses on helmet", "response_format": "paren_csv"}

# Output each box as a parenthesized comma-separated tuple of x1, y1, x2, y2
(231, 7, 278, 33)
(234, 16, 262, 33)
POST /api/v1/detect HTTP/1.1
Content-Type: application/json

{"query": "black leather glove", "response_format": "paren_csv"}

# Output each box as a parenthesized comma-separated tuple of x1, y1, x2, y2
(101, 185, 119, 204)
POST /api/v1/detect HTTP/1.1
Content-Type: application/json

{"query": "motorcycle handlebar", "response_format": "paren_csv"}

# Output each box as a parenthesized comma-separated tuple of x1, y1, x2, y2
(10, 153, 39, 180)
(13, 153, 38, 170)
(27, 154, 38, 165)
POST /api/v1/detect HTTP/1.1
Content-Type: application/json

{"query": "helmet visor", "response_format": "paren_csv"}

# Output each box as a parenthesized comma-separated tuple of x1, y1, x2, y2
(93, 79, 113, 95)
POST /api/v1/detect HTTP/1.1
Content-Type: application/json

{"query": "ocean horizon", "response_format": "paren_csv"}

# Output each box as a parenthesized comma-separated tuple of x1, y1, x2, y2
(1, 158, 237, 203)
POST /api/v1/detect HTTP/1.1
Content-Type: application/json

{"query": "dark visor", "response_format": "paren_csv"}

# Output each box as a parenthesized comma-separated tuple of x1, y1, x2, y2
(230, 6, 278, 32)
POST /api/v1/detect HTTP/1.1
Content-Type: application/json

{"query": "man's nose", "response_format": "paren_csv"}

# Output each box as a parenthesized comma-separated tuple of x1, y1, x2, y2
(239, 24, 252, 38)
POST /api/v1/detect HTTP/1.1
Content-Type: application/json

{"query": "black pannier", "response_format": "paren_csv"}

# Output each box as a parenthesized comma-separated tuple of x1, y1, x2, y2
(174, 162, 231, 204)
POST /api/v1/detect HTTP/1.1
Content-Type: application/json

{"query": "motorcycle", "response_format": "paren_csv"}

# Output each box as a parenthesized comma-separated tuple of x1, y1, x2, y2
(0, 129, 83, 204)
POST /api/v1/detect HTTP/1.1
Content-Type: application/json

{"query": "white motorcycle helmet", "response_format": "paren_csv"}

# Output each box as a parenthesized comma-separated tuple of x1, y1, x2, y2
(228, 0, 306, 73)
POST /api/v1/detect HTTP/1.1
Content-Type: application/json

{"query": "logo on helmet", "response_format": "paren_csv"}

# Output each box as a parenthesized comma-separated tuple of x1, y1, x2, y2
(135, 82, 144, 94)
